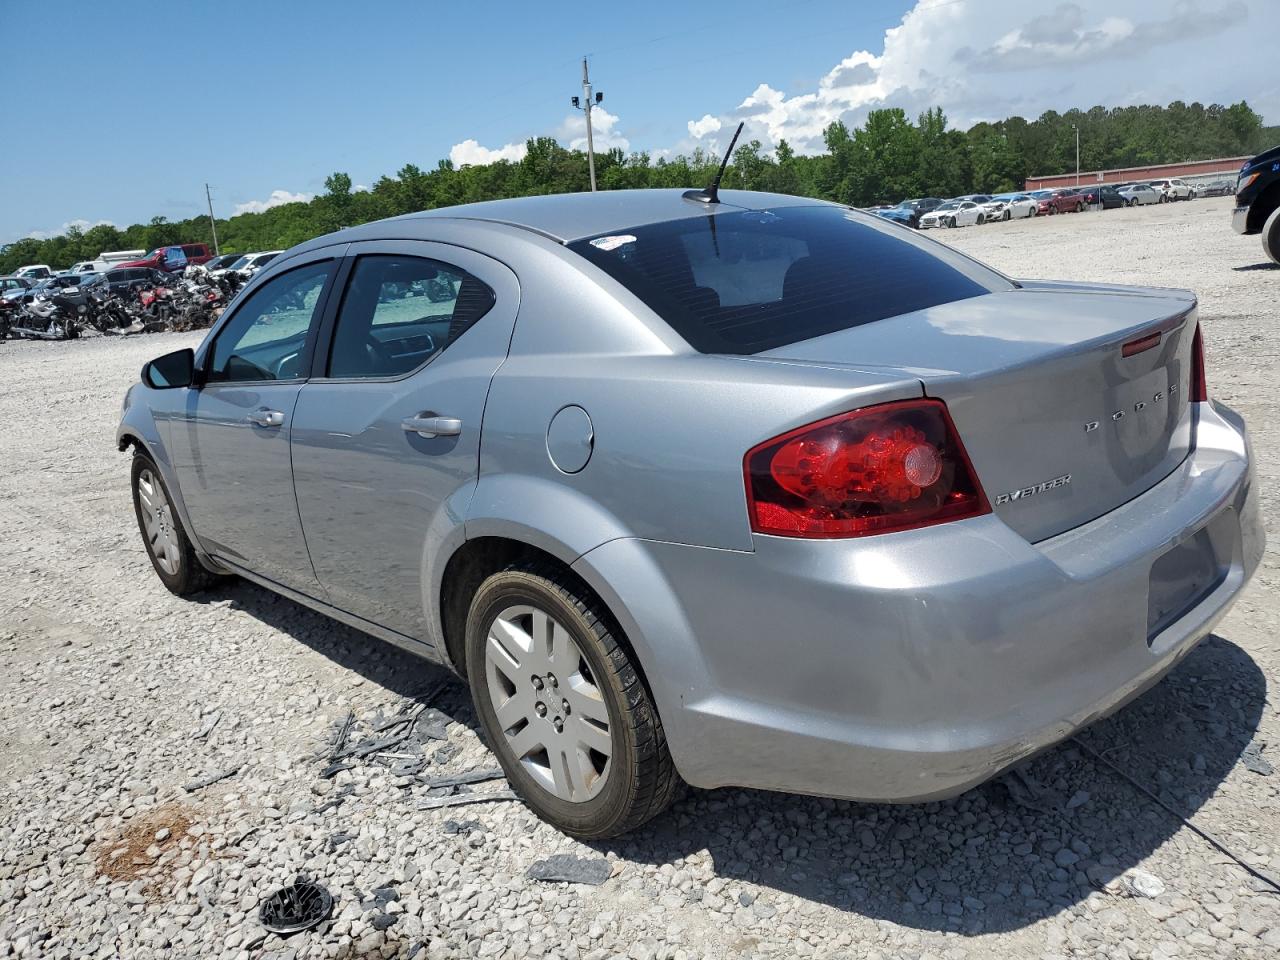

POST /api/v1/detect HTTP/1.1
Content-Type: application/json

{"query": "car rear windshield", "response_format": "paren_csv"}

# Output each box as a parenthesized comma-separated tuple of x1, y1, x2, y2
(567, 205, 1010, 354)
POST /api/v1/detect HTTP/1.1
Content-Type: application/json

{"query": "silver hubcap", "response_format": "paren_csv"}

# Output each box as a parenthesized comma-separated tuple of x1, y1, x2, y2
(137, 468, 179, 576)
(484, 604, 612, 802)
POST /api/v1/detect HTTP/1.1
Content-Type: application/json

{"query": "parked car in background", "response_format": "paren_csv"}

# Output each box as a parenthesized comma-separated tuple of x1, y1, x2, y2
(954, 194, 993, 204)
(980, 194, 1037, 220)
(873, 198, 943, 230)
(920, 200, 985, 228)
(1094, 185, 1127, 209)
(118, 244, 214, 274)
(14, 264, 54, 280)
(1148, 178, 1194, 201)
(1030, 189, 1084, 215)
(1117, 184, 1162, 206)
(118, 188, 1261, 839)
(202, 254, 243, 274)
(85, 267, 171, 298)
(231, 250, 281, 278)
(0, 276, 34, 296)
(1198, 180, 1235, 197)
(1232, 143, 1280, 264)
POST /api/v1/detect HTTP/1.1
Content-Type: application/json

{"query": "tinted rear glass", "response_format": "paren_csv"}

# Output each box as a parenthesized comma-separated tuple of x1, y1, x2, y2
(568, 205, 1009, 354)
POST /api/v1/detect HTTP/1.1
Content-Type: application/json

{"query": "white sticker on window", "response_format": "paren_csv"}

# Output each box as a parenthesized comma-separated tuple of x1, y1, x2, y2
(589, 234, 636, 252)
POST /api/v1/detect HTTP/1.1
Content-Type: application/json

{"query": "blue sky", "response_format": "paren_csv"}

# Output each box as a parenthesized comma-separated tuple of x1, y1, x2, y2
(1, 0, 1272, 243)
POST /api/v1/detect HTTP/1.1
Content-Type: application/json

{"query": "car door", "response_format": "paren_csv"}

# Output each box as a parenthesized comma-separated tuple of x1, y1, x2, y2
(290, 240, 519, 643)
(166, 253, 341, 592)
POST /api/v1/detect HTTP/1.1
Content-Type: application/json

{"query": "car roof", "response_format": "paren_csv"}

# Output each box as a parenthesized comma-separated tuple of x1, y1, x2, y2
(356, 189, 835, 244)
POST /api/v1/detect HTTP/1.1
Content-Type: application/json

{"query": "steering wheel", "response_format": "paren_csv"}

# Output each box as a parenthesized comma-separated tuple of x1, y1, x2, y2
(365, 332, 394, 373)
(273, 351, 302, 379)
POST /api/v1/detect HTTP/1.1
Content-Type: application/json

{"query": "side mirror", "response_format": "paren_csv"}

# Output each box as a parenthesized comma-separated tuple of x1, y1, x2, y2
(143, 348, 195, 389)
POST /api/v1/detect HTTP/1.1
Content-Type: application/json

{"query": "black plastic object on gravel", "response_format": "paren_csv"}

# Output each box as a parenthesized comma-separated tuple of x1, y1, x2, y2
(259, 879, 334, 935)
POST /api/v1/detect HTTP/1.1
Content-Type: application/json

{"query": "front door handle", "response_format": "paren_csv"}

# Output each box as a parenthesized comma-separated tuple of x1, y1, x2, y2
(401, 414, 462, 438)
(247, 408, 285, 427)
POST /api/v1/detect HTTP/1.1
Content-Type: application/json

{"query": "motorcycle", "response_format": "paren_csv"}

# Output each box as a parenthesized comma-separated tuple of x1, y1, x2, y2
(9, 288, 83, 340)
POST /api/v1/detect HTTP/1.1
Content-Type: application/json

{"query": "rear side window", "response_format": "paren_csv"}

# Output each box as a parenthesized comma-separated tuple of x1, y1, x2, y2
(568, 205, 1010, 354)
(326, 255, 496, 379)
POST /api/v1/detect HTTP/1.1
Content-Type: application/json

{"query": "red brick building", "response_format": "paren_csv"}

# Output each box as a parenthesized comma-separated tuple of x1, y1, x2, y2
(1026, 156, 1249, 190)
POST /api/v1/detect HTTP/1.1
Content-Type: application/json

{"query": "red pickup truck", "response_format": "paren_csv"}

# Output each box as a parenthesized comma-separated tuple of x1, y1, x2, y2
(118, 243, 213, 273)
(1030, 189, 1087, 215)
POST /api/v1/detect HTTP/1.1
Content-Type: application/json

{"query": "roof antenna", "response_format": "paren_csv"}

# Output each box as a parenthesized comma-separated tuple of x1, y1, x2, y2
(683, 121, 744, 205)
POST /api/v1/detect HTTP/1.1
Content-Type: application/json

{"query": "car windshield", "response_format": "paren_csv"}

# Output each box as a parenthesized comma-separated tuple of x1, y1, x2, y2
(934, 202, 959, 211)
(567, 205, 1011, 355)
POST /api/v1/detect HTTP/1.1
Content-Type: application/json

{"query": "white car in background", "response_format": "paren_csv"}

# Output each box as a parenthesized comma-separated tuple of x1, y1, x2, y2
(980, 194, 1037, 221)
(1148, 178, 1195, 201)
(919, 200, 984, 229)
(209, 251, 282, 280)
(1117, 184, 1162, 206)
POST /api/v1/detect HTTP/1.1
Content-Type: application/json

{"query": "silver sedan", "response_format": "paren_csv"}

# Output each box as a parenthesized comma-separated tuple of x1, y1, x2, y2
(119, 189, 1263, 838)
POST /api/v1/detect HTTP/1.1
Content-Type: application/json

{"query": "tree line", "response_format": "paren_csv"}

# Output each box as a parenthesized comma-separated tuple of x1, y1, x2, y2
(3, 99, 1274, 275)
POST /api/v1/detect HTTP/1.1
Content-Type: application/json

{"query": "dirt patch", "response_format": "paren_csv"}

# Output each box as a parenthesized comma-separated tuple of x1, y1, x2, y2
(93, 803, 195, 898)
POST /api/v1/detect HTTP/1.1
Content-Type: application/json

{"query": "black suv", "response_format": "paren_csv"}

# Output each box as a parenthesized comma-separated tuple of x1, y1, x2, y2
(1232, 144, 1280, 264)
(86, 267, 170, 298)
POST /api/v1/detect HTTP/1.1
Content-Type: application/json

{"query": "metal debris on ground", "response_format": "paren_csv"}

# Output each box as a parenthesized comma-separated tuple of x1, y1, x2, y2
(182, 765, 241, 793)
(319, 761, 355, 779)
(258, 878, 334, 936)
(416, 789, 519, 811)
(526, 854, 613, 886)
(1241, 741, 1273, 776)
(415, 767, 505, 790)
(442, 819, 482, 835)
(193, 710, 221, 741)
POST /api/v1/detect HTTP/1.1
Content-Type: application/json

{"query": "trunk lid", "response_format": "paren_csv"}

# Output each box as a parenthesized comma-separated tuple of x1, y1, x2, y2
(753, 282, 1197, 542)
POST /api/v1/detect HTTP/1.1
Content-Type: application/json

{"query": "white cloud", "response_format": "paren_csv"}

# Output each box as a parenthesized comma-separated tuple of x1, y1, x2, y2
(687, 114, 722, 139)
(26, 218, 115, 240)
(232, 189, 313, 215)
(683, 0, 1268, 154)
(354, 183, 370, 193)
(449, 139, 528, 166)
(560, 106, 630, 152)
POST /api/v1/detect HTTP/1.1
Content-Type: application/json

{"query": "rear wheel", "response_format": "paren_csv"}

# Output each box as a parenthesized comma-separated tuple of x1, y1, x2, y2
(466, 562, 679, 838)
(1262, 205, 1280, 266)
(130, 453, 217, 596)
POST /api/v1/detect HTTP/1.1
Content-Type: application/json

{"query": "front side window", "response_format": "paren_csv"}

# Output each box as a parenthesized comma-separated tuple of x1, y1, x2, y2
(568, 205, 1009, 355)
(326, 255, 495, 379)
(206, 261, 331, 383)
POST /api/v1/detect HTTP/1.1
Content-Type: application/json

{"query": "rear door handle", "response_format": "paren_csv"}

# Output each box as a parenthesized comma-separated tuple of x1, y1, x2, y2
(401, 414, 462, 438)
(247, 408, 284, 427)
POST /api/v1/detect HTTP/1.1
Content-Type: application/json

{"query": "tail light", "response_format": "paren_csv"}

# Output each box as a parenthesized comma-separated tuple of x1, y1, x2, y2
(1191, 325, 1208, 402)
(744, 399, 990, 539)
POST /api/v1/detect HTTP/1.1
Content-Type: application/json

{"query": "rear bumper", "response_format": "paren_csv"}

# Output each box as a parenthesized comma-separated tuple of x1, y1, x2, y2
(574, 401, 1263, 802)
(1232, 204, 1252, 235)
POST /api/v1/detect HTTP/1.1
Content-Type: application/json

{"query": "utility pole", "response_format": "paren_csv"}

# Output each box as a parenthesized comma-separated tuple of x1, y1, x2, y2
(1073, 125, 1080, 187)
(570, 58, 604, 191)
(205, 183, 220, 256)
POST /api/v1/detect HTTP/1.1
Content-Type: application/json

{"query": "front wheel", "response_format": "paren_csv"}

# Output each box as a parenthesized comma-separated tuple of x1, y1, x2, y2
(466, 563, 679, 838)
(1262, 205, 1280, 266)
(131, 453, 217, 595)
(948, 216, 957, 228)
(1003, 210, 1011, 221)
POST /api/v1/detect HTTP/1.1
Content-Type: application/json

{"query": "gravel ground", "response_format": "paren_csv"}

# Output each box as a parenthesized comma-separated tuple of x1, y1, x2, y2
(1, 195, 1277, 960)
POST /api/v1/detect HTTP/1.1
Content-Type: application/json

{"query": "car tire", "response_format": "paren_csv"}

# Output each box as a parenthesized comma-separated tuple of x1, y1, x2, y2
(1262, 205, 1280, 266)
(465, 562, 680, 839)
(130, 452, 218, 596)
(1048, 206, 1057, 215)
(948, 216, 957, 228)
(1003, 210, 1011, 221)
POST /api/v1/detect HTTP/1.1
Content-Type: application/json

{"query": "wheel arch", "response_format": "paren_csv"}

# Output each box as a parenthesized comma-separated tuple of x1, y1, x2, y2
(1248, 181, 1280, 234)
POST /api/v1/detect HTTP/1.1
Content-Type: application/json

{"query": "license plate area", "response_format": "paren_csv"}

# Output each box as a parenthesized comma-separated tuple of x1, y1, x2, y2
(1147, 511, 1232, 644)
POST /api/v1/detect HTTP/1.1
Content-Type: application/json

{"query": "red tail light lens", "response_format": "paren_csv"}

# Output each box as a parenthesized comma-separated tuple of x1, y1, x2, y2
(744, 399, 991, 538)
(1191, 324, 1208, 402)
